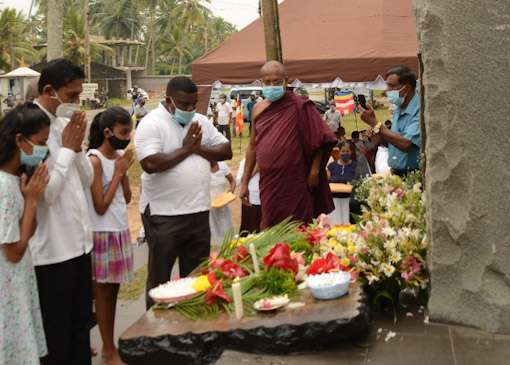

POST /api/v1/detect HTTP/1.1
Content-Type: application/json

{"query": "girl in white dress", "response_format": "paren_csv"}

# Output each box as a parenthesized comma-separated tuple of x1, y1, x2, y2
(209, 161, 236, 241)
(0, 104, 50, 365)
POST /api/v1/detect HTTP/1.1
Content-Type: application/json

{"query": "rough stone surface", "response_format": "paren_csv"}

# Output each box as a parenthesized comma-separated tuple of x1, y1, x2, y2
(119, 283, 370, 364)
(414, 0, 510, 333)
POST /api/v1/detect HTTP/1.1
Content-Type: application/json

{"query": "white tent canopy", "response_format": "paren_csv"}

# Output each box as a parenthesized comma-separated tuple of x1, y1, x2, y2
(0, 67, 40, 78)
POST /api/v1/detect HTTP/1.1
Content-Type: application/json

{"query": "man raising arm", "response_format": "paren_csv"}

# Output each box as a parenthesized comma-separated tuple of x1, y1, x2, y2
(360, 65, 421, 176)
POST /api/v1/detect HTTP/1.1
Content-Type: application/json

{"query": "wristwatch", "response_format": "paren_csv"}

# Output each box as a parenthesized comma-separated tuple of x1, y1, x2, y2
(373, 122, 383, 134)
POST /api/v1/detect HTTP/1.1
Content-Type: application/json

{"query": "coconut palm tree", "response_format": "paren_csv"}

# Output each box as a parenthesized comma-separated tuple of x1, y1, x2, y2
(158, 24, 192, 74)
(0, 8, 37, 71)
(91, 0, 143, 40)
(63, 7, 113, 65)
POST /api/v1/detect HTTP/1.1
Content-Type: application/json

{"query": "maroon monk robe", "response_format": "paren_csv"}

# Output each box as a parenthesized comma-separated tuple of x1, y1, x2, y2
(256, 91, 337, 229)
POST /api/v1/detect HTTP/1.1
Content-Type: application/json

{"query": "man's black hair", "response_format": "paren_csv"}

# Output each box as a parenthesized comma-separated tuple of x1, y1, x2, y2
(166, 76, 198, 95)
(38, 58, 85, 94)
(386, 64, 417, 90)
(351, 131, 360, 139)
(336, 126, 346, 136)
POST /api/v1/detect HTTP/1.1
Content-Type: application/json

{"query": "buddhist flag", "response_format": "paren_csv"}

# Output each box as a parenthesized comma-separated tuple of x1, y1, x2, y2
(334, 91, 355, 116)
(235, 95, 244, 135)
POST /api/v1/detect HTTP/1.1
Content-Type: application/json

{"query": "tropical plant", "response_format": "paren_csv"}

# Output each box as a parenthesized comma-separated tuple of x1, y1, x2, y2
(0, 8, 38, 71)
(63, 7, 113, 65)
(25, 0, 237, 74)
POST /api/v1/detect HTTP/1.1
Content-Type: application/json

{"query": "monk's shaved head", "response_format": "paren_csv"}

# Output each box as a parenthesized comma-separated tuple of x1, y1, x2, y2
(260, 60, 287, 78)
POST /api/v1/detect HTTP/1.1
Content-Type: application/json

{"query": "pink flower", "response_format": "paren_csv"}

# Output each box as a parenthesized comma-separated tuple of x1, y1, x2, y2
(209, 252, 225, 270)
(393, 187, 405, 199)
(290, 251, 305, 266)
(305, 228, 326, 246)
(400, 256, 422, 281)
(317, 214, 332, 230)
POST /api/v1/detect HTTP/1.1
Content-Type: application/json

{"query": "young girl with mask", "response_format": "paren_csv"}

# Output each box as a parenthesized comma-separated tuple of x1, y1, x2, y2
(327, 141, 358, 225)
(0, 103, 50, 364)
(87, 107, 134, 365)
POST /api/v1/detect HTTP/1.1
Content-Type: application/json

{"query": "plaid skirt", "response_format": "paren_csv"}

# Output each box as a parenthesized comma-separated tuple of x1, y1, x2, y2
(92, 230, 134, 283)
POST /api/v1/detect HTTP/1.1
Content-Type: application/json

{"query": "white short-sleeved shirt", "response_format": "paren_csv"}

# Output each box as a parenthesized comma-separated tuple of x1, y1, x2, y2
(216, 102, 233, 125)
(135, 103, 229, 216)
(235, 159, 260, 206)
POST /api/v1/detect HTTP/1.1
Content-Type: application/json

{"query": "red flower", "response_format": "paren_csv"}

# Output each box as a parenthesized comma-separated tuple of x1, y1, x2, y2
(209, 253, 225, 270)
(307, 252, 341, 275)
(220, 259, 246, 279)
(233, 245, 249, 262)
(204, 277, 232, 305)
(263, 243, 298, 273)
(305, 228, 325, 246)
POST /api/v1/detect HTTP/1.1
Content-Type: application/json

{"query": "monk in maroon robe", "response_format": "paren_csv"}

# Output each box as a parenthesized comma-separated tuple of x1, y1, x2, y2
(240, 61, 337, 229)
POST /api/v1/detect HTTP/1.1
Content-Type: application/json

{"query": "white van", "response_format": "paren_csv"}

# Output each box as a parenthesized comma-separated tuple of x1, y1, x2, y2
(229, 86, 263, 102)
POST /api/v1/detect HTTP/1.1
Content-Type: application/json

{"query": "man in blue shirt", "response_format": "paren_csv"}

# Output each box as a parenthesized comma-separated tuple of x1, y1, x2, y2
(359, 65, 421, 176)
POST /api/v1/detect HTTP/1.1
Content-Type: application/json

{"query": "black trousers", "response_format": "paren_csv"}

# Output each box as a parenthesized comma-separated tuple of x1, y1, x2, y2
(217, 124, 231, 141)
(240, 204, 262, 236)
(36, 253, 93, 365)
(142, 207, 211, 309)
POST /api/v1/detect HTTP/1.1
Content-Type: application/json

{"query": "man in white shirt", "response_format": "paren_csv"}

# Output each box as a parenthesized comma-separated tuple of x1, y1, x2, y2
(31, 59, 94, 365)
(323, 100, 342, 133)
(135, 76, 232, 309)
(215, 94, 233, 140)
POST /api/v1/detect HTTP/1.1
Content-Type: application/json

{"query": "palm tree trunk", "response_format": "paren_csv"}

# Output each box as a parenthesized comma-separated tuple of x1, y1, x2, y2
(47, 0, 64, 60)
(151, 29, 156, 74)
(144, 34, 151, 70)
(204, 27, 208, 52)
(145, 8, 156, 74)
(8, 34, 15, 70)
(128, 23, 134, 64)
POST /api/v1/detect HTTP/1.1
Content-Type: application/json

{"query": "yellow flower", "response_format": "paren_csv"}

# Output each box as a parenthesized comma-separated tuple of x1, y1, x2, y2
(340, 257, 351, 267)
(192, 275, 211, 292)
(347, 242, 357, 255)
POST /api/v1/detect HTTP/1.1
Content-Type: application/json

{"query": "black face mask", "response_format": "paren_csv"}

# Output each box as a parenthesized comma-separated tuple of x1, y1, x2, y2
(108, 135, 130, 150)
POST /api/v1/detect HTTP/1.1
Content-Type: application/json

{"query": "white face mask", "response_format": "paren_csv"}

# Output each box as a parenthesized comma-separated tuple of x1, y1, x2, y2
(51, 93, 81, 119)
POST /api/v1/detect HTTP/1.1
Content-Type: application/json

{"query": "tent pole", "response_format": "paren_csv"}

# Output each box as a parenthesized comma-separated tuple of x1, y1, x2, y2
(261, 0, 283, 62)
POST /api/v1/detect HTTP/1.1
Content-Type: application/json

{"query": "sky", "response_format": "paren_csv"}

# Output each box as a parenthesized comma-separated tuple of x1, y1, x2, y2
(0, 0, 274, 30)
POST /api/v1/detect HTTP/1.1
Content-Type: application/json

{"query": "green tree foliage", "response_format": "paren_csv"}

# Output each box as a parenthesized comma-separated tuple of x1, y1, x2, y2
(0, 0, 237, 74)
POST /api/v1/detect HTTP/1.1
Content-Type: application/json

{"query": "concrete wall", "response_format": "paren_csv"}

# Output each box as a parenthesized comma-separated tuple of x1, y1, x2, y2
(415, 0, 510, 333)
(132, 75, 191, 98)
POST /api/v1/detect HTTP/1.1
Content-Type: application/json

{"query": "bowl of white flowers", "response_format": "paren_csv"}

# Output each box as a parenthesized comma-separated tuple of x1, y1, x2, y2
(306, 271, 351, 300)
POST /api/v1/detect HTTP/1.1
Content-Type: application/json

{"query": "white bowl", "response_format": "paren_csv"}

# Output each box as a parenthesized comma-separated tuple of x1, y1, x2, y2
(307, 271, 351, 300)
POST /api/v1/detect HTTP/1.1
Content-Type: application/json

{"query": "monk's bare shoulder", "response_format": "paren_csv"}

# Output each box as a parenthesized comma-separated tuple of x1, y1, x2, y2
(251, 100, 271, 123)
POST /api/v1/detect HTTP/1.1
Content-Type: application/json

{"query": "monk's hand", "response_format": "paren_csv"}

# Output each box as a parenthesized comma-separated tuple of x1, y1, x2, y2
(359, 104, 377, 127)
(239, 183, 252, 206)
(307, 169, 320, 189)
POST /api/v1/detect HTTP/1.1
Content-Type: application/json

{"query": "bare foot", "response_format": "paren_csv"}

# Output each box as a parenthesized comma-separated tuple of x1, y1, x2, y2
(102, 348, 126, 365)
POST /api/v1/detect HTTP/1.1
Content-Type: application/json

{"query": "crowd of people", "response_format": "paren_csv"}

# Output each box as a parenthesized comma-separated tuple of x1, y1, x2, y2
(0, 58, 420, 365)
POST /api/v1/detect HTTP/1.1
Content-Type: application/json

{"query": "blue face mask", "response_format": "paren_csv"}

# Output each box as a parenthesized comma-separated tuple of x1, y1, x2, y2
(262, 86, 285, 102)
(340, 153, 351, 162)
(21, 139, 49, 167)
(170, 97, 196, 125)
(387, 86, 405, 106)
